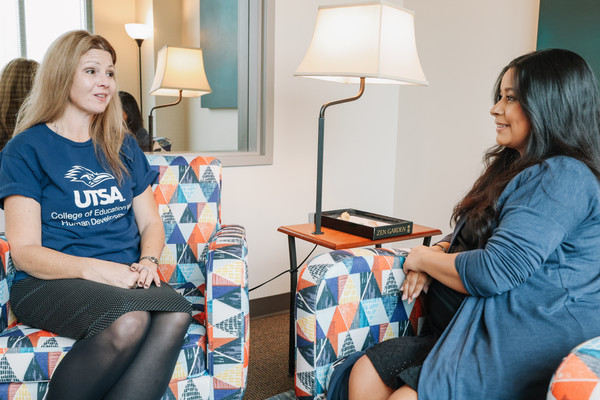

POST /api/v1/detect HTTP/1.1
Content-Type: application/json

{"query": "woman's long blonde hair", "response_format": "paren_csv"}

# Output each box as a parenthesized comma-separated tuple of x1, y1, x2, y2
(15, 30, 127, 182)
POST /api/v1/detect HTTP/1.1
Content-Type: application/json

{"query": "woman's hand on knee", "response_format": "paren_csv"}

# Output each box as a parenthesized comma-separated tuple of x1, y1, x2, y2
(130, 261, 161, 289)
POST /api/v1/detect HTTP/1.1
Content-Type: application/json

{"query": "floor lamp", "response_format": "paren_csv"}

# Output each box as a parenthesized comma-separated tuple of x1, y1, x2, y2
(295, 0, 429, 234)
(148, 45, 212, 152)
(125, 23, 152, 114)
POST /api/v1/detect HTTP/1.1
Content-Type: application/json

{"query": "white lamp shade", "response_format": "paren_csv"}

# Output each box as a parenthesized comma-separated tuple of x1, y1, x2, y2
(150, 46, 212, 97)
(295, 0, 428, 85)
(125, 23, 152, 40)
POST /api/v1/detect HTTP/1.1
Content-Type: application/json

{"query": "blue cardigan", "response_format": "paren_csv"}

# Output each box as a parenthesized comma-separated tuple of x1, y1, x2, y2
(419, 156, 600, 399)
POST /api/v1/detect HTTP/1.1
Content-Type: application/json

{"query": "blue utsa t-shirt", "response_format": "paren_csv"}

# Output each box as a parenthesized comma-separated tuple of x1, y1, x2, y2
(0, 123, 158, 279)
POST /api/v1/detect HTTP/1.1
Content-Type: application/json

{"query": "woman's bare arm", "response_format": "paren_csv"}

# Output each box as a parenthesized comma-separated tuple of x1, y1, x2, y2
(129, 186, 165, 288)
(5, 195, 139, 288)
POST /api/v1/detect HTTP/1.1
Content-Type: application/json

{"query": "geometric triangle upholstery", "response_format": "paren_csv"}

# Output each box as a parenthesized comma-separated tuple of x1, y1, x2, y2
(294, 246, 600, 400)
(548, 336, 600, 400)
(0, 155, 249, 400)
(295, 247, 421, 400)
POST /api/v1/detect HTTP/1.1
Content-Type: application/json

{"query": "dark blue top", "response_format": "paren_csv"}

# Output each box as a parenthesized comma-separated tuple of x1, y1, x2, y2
(419, 156, 600, 399)
(0, 123, 157, 279)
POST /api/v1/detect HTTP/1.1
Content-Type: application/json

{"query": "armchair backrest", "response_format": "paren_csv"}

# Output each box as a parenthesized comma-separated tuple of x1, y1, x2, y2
(146, 154, 222, 321)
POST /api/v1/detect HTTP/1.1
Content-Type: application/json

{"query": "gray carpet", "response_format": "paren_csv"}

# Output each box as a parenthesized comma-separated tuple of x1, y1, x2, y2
(244, 312, 295, 399)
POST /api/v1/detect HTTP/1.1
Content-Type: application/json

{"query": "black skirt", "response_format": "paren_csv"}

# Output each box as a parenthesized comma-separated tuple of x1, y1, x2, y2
(10, 276, 192, 340)
(365, 280, 467, 391)
(365, 227, 475, 392)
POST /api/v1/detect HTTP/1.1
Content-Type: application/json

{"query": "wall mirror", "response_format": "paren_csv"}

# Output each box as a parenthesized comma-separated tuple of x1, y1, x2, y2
(94, 0, 274, 166)
(3, 0, 274, 166)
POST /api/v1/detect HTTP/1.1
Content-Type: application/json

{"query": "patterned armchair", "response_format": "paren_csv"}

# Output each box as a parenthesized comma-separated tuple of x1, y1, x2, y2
(0, 155, 249, 400)
(295, 247, 600, 400)
(294, 247, 424, 400)
(547, 336, 600, 399)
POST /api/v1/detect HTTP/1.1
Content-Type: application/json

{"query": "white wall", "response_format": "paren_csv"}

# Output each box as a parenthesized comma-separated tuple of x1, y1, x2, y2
(222, 0, 540, 300)
(394, 0, 540, 241)
(222, 0, 402, 299)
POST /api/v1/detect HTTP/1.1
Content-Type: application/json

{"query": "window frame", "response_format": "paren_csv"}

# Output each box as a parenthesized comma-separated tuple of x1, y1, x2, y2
(15, 0, 93, 58)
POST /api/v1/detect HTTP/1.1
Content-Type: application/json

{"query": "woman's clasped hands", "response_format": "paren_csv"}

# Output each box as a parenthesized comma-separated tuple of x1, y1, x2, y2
(84, 260, 162, 289)
(400, 245, 436, 304)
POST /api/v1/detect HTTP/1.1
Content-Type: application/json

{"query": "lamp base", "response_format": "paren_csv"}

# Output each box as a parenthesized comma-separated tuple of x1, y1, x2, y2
(308, 212, 325, 235)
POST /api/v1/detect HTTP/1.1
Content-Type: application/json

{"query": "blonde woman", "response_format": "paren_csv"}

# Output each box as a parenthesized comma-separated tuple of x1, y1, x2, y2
(0, 57, 38, 149)
(0, 30, 191, 400)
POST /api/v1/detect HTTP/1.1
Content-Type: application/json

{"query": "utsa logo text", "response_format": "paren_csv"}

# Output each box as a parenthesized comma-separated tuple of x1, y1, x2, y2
(74, 187, 125, 208)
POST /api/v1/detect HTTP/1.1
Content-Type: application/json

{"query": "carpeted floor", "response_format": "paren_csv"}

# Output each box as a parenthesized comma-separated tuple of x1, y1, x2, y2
(244, 312, 295, 400)
(265, 390, 295, 400)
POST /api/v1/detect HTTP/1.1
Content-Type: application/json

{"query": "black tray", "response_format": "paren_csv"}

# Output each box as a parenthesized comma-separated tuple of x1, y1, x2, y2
(321, 209, 413, 240)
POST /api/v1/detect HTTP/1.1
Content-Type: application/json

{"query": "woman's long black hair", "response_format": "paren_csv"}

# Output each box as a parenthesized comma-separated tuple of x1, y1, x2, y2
(119, 91, 144, 134)
(452, 49, 600, 248)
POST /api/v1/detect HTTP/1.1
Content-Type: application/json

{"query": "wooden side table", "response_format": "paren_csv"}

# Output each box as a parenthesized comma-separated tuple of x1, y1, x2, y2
(278, 223, 442, 375)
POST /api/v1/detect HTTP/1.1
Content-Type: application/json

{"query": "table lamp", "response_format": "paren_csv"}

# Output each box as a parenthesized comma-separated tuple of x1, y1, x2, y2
(148, 45, 212, 152)
(295, 0, 429, 234)
(124, 23, 152, 114)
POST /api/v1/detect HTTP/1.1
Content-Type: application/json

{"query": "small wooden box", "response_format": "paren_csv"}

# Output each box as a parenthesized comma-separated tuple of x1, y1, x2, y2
(321, 209, 413, 240)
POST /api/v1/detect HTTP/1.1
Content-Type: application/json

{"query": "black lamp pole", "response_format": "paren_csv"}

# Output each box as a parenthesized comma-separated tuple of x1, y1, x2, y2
(135, 38, 144, 114)
(148, 90, 183, 152)
(313, 77, 365, 234)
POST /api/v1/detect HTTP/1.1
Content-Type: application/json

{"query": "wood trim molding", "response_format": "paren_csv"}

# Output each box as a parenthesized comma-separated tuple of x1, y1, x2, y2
(249, 292, 289, 319)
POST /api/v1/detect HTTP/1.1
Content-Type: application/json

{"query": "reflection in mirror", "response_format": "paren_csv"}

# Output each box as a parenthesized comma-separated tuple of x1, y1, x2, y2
(94, 0, 273, 166)
(99, 0, 274, 165)
(194, 0, 273, 165)
(194, 0, 239, 153)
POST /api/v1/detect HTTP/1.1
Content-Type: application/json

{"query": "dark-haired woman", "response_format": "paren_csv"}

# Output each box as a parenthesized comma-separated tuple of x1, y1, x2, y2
(119, 91, 150, 151)
(349, 48, 600, 399)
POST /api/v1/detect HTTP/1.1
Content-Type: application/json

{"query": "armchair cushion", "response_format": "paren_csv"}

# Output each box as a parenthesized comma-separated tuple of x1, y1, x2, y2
(0, 320, 206, 381)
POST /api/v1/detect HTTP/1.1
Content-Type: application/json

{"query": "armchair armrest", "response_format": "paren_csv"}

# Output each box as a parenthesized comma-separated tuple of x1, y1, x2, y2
(205, 225, 249, 393)
(295, 247, 424, 400)
(548, 336, 600, 399)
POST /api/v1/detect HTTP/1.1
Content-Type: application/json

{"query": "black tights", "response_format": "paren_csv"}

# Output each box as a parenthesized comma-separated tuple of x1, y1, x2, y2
(46, 311, 191, 400)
